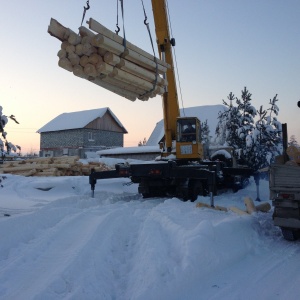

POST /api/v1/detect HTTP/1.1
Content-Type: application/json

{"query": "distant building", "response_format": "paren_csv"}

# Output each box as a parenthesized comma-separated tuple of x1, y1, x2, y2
(37, 107, 127, 158)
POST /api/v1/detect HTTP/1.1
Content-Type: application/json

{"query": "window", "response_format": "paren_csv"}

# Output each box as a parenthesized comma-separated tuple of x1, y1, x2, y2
(88, 132, 94, 141)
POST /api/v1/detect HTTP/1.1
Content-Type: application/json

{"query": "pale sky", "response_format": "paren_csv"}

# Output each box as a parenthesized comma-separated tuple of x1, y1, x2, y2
(1, 0, 299, 154)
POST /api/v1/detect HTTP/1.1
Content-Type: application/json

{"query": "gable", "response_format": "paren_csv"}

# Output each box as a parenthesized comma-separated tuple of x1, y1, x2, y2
(38, 107, 127, 133)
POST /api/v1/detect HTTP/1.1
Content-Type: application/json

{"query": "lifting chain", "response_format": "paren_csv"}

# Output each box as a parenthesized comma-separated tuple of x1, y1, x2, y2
(140, 0, 158, 98)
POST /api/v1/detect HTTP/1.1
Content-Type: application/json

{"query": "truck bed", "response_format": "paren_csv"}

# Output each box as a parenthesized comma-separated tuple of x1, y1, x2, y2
(269, 163, 300, 193)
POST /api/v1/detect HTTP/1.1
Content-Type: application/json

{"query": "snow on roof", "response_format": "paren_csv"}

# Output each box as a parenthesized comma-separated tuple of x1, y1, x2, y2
(37, 107, 127, 133)
(147, 105, 226, 146)
(97, 145, 160, 156)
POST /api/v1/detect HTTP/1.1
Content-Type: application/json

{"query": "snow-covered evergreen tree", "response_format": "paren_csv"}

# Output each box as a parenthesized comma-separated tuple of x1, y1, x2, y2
(0, 106, 20, 158)
(288, 135, 299, 148)
(215, 92, 240, 146)
(215, 89, 282, 171)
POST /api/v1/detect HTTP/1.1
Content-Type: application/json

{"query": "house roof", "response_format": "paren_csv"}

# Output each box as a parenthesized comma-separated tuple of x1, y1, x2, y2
(147, 105, 226, 146)
(37, 107, 127, 133)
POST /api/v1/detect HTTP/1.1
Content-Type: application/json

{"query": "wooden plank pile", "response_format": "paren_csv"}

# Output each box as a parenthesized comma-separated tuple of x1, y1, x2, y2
(48, 18, 169, 101)
(0, 156, 112, 177)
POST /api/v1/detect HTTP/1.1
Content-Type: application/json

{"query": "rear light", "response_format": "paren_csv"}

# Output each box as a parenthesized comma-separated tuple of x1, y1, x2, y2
(149, 169, 162, 175)
(277, 193, 295, 200)
(119, 169, 129, 176)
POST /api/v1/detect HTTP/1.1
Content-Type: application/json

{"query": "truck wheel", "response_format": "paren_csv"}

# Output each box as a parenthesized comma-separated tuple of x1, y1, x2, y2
(188, 180, 203, 202)
(281, 227, 299, 241)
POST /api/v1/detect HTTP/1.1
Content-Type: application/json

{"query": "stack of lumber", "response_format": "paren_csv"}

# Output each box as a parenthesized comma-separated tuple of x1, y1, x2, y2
(48, 18, 169, 101)
(0, 156, 112, 177)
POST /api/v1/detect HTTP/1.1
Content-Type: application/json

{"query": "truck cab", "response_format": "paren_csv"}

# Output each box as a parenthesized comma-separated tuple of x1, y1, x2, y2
(176, 117, 204, 160)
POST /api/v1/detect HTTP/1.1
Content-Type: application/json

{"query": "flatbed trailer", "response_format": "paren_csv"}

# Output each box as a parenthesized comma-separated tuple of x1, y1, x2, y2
(89, 160, 253, 202)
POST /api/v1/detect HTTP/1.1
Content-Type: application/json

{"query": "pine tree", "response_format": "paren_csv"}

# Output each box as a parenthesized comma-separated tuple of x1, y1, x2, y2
(0, 106, 20, 157)
(288, 135, 299, 148)
(215, 88, 282, 171)
(138, 137, 147, 146)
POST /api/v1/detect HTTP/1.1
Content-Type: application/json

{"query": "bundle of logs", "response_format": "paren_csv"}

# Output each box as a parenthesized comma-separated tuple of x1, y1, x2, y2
(48, 18, 169, 101)
(0, 156, 112, 177)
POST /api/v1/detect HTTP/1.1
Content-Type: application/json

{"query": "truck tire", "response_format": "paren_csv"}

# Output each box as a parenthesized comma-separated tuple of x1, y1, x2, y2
(188, 180, 203, 202)
(281, 227, 299, 241)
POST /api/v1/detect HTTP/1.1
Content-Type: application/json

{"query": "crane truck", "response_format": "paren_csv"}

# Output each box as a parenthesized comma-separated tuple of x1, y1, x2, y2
(89, 0, 254, 201)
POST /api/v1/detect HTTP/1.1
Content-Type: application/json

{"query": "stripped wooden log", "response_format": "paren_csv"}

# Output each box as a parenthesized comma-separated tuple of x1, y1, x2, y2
(103, 76, 147, 95)
(48, 18, 70, 41)
(91, 33, 167, 75)
(229, 206, 249, 215)
(67, 30, 82, 45)
(79, 55, 89, 67)
(58, 58, 73, 72)
(88, 53, 103, 65)
(61, 41, 70, 50)
(65, 44, 75, 54)
(84, 63, 98, 77)
(89, 77, 138, 101)
(111, 68, 164, 95)
(49, 18, 168, 101)
(68, 52, 80, 66)
(96, 61, 114, 75)
(88, 18, 170, 69)
(57, 49, 67, 59)
(244, 197, 257, 214)
(75, 44, 84, 56)
(255, 202, 271, 213)
(104, 52, 121, 66)
(82, 43, 97, 56)
(117, 58, 167, 87)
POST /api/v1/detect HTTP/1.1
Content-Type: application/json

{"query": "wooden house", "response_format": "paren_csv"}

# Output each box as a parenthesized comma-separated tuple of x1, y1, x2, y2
(37, 107, 127, 158)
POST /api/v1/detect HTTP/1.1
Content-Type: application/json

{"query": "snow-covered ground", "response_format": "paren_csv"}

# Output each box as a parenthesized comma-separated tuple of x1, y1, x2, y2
(0, 162, 300, 300)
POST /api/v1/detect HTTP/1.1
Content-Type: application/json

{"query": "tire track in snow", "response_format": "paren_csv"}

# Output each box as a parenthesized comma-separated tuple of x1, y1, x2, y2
(0, 193, 163, 299)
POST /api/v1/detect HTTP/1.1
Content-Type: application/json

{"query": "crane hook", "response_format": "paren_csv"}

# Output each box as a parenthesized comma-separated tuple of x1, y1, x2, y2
(115, 25, 120, 35)
(84, 1, 90, 11)
(81, 0, 90, 26)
